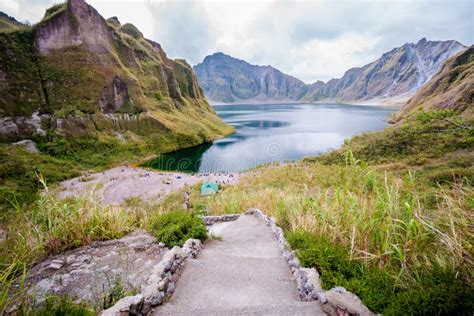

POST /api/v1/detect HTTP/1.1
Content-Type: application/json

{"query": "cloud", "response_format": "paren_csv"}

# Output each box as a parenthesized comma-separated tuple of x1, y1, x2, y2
(146, 1, 215, 65)
(0, 0, 56, 24)
(1, 0, 472, 82)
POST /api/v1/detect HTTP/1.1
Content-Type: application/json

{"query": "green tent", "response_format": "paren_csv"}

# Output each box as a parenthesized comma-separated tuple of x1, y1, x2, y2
(200, 181, 219, 196)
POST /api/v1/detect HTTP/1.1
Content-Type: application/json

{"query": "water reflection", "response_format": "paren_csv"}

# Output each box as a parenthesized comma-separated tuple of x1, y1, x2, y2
(143, 142, 212, 172)
(143, 103, 397, 173)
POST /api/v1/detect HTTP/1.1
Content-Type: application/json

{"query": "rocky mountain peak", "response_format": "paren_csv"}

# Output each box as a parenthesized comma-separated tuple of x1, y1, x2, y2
(0, 11, 26, 32)
(107, 16, 121, 28)
(35, 0, 113, 55)
(395, 46, 474, 120)
(301, 38, 467, 103)
(194, 53, 308, 103)
(417, 37, 428, 45)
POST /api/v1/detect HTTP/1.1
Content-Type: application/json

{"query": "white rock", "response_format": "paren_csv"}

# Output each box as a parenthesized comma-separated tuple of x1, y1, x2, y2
(100, 294, 144, 316)
(12, 139, 38, 153)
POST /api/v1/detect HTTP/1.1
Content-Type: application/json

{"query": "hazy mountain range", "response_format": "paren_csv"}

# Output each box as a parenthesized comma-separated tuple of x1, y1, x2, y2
(194, 39, 466, 105)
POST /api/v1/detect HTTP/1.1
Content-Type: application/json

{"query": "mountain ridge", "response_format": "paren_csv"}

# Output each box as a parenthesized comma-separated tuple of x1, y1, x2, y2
(194, 52, 309, 104)
(195, 39, 467, 105)
(394, 45, 474, 121)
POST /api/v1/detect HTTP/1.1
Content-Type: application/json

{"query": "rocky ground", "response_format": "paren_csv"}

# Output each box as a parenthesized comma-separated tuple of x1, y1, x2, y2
(18, 233, 165, 309)
(59, 166, 240, 205)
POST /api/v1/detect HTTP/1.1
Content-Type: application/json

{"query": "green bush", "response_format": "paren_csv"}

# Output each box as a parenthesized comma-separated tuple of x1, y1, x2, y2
(286, 230, 363, 287)
(33, 296, 94, 316)
(287, 230, 473, 314)
(384, 269, 474, 315)
(150, 210, 208, 247)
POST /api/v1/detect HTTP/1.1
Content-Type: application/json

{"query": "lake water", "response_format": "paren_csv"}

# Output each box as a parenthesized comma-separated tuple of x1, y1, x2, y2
(144, 103, 397, 173)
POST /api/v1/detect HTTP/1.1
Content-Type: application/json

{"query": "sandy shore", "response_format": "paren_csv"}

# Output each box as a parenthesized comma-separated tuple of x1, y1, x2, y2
(59, 166, 240, 205)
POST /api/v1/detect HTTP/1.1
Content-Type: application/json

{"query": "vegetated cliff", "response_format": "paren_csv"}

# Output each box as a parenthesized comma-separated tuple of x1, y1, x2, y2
(0, 0, 231, 144)
(195, 39, 466, 104)
(193, 52, 309, 103)
(303, 38, 467, 104)
(394, 46, 474, 121)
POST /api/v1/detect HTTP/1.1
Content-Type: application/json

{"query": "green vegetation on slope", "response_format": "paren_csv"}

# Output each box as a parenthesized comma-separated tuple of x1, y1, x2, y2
(0, 111, 232, 215)
(0, 12, 27, 33)
(313, 109, 474, 185)
(150, 210, 208, 247)
(0, 29, 44, 117)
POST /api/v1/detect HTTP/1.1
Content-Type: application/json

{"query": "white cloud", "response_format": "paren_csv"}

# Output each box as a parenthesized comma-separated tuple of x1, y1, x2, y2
(1, 0, 472, 83)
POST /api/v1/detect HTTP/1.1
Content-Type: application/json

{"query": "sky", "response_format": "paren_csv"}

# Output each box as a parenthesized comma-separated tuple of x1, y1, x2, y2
(1, 0, 473, 83)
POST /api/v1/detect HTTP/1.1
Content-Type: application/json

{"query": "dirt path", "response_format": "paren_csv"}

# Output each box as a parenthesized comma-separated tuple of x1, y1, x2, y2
(154, 214, 324, 315)
(59, 166, 240, 205)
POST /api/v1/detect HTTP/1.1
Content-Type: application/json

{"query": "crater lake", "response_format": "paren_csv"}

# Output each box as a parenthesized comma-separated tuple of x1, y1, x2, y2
(143, 103, 397, 173)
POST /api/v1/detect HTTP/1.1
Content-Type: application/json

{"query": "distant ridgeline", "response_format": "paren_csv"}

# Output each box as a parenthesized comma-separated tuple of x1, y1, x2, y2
(394, 46, 474, 121)
(194, 39, 467, 104)
(0, 0, 229, 143)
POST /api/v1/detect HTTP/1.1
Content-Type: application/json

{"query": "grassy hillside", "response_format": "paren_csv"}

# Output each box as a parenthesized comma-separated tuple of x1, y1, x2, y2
(0, 12, 26, 33)
(0, 1, 232, 213)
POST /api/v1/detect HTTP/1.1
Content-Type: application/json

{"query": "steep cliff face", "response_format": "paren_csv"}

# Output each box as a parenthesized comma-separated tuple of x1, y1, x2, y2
(395, 46, 474, 121)
(303, 39, 466, 103)
(194, 52, 308, 103)
(34, 0, 113, 56)
(0, 0, 229, 143)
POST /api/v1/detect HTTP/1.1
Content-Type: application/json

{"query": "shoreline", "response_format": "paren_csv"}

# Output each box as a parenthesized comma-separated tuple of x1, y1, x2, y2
(59, 166, 241, 205)
(210, 99, 404, 108)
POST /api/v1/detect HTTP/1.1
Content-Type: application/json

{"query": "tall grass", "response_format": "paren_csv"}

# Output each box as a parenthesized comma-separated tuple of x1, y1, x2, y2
(160, 157, 472, 295)
(0, 177, 149, 313)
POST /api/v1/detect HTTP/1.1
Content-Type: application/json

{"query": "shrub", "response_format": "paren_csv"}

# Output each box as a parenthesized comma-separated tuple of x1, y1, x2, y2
(150, 210, 208, 247)
(286, 230, 395, 312)
(384, 269, 474, 315)
(287, 230, 473, 314)
(33, 296, 94, 316)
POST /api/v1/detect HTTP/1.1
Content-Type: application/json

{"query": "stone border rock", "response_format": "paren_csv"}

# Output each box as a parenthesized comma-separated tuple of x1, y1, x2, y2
(201, 214, 240, 225)
(245, 208, 373, 316)
(100, 239, 202, 315)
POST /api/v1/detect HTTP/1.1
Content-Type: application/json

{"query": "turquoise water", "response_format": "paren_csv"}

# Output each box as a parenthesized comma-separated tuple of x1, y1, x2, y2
(144, 103, 397, 173)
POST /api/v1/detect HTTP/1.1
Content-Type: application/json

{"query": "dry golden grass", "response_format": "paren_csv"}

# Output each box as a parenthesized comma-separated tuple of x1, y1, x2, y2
(160, 158, 473, 283)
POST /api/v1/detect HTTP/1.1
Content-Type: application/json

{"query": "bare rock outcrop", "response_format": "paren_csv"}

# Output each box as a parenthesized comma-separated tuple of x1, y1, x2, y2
(395, 46, 474, 121)
(99, 76, 131, 113)
(320, 287, 373, 316)
(101, 239, 202, 315)
(12, 139, 38, 153)
(34, 0, 113, 56)
(17, 233, 165, 309)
